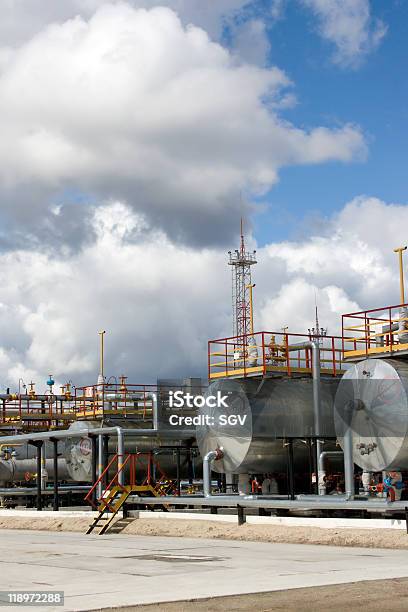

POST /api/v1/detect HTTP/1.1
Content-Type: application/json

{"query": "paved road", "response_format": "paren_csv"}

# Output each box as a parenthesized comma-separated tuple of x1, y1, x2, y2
(1, 530, 408, 611)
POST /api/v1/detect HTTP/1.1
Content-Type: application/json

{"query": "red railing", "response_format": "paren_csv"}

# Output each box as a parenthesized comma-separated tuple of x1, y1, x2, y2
(208, 330, 344, 379)
(85, 451, 177, 510)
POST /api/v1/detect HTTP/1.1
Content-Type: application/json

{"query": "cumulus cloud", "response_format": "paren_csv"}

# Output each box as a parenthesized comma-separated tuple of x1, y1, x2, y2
(256, 196, 406, 335)
(301, 0, 387, 67)
(0, 202, 229, 391)
(0, 3, 365, 247)
(0, 196, 405, 392)
(0, 0, 249, 47)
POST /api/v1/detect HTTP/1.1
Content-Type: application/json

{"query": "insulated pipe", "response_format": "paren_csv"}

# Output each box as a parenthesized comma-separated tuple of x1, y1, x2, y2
(318, 451, 343, 473)
(149, 393, 158, 431)
(318, 451, 343, 495)
(287, 341, 322, 493)
(0, 426, 126, 495)
(203, 448, 224, 497)
(343, 427, 355, 499)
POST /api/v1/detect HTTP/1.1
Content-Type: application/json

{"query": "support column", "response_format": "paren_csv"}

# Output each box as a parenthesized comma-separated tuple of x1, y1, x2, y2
(102, 435, 109, 489)
(91, 435, 97, 506)
(51, 438, 59, 511)
(29, 441, 43, 512)
(287, 439, 295, 500)
(98, 434, 103, 498)
(176, 448, 181, 496)
(187, 448, 193, 485)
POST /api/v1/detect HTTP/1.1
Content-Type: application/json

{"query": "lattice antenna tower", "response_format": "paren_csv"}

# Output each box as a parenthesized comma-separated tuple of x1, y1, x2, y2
(228, 219, 257, 338)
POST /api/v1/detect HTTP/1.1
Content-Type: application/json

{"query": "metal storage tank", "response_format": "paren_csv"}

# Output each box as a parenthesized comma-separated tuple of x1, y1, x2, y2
(63, 422, 199, 482)
(196, 377, 340, 474)
(334, 358, 408, 472)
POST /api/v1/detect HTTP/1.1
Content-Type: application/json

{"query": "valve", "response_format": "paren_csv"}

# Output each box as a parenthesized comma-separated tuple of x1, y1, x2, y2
(47, 374, 55, 394)
(28, 381, 36, 398)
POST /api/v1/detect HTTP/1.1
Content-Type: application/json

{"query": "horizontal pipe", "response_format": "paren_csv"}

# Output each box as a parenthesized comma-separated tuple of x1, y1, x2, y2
(0, 427, 195, 446)
(126, 494, 407, 512)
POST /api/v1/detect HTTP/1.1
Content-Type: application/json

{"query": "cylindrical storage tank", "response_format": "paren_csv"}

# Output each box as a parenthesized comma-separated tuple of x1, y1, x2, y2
(196, 377, 339, 474)
(63, 422, 199, 482)
(334, 358, 408, 471)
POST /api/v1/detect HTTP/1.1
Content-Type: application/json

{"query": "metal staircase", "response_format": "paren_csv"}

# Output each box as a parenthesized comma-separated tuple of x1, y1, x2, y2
(85, 452, 177, 535)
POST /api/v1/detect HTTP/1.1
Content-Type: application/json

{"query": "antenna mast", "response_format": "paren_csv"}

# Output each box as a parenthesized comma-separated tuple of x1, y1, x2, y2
(228, 219, 257, 338)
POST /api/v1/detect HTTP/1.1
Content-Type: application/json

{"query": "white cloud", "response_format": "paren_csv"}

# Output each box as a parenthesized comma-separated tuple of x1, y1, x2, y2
(0, 196, 405, 391)
(0, 201, 229, 390)
(0, 3, 365, 245)
(301, 0, 387, 67)
(0, 0, 249, 46)
(230, 18, 271, 66)
(256, 196, 407, 335)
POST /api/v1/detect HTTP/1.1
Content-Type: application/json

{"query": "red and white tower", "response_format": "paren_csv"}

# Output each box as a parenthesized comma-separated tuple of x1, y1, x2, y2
(228, 219, 257, 338)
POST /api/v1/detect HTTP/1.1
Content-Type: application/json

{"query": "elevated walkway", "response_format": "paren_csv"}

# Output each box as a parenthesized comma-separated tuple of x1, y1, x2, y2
(342, 302, 408, 361)
(208, 331, 344, 380)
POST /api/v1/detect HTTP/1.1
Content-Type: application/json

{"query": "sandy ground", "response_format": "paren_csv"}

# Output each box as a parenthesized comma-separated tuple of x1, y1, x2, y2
(95, 578, 408, 611)
(1, 515, 408, 549)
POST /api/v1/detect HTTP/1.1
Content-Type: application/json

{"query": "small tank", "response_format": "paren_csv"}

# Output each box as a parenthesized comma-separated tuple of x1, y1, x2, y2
(196, 377, 339, 474)
(334, 358, 408, 472)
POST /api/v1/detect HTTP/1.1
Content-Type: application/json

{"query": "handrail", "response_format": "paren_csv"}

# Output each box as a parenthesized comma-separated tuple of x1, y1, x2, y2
(85, 453, 120, 509)
(85, 452, 178, 510)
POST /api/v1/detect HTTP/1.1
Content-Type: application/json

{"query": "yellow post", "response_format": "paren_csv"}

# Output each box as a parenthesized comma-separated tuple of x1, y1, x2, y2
(98, 330, 106, 378)
(394, 246, 407, 304)
(246, 283, 256, 335)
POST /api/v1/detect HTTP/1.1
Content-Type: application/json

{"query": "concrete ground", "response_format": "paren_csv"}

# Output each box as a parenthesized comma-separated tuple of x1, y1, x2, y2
(1, 531, 408, 611)
(105, 579, 408, 611)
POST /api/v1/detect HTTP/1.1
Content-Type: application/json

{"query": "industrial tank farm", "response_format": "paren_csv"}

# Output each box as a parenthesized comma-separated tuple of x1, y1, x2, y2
(1, 237, 408, 520)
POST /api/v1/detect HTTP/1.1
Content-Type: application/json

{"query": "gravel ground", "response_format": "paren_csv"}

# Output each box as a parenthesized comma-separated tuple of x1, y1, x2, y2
(94, 578, 408, 611)
(1, 515, 408, 549)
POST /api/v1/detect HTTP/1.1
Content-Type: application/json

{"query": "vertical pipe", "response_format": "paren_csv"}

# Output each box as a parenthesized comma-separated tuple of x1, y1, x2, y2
(187, 448, 193, 485)
(98, 434, 103, 498)
(91, 435, 97, 506)
(308, 439, 313, 494)
(116, 427, 124, 486)
(246, 283, 255, 335)
(149, 393, 158, 431)
(394, 246, 407, 304)
(287, 439, 295, 500)
(52, 439, 59, 512)
(176, 448, 181, 496)
(35, 442, 43, 511)
(262, 332, 266, 376)
(99, 330, 106, 379)
(343, 427, 354, 499)
(102, 435, 109, 488)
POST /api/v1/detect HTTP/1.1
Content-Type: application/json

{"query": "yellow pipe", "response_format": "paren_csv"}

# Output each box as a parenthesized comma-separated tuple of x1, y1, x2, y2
(394, 246, 407, 304)
(98, 330, 106, 378)
(245, 283, 256, 335)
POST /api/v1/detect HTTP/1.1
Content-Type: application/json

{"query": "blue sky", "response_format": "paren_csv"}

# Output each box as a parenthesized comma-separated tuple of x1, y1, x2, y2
(250, 0, 407, 245)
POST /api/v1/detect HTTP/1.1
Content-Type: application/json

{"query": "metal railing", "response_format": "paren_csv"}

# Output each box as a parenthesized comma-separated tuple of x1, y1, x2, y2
(74, 383, 157, 420)
(85, 451, 177, 510)
(342, 302, 408, 359)
(208, 331, 344, 379)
